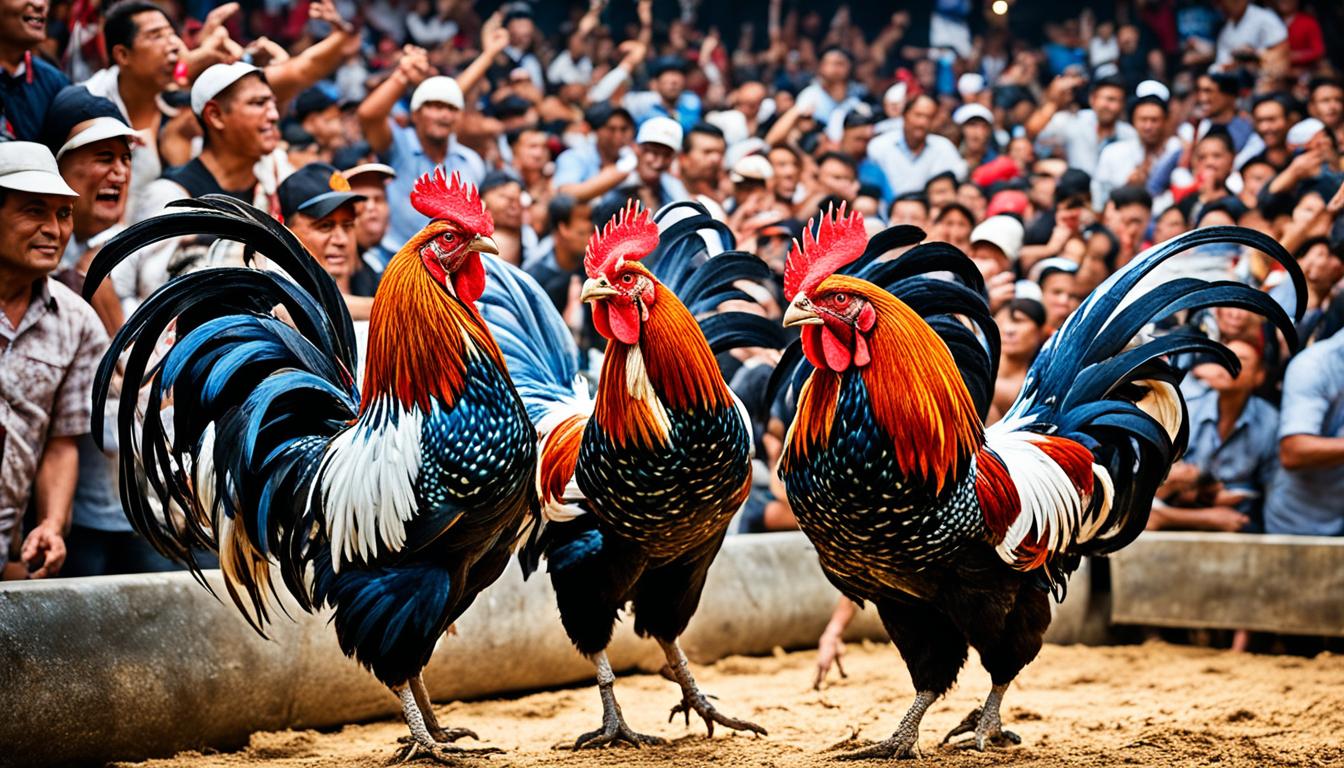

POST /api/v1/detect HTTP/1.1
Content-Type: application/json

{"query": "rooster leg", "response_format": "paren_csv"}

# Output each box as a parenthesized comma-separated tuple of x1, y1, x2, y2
(941, 683, 1021, 751)
(835, 690, 936, 761)
(409, 675, 479, 744)
(658, 638, 768, 738)
(573, 651, 666, 749)
(390, 684, 503, 764)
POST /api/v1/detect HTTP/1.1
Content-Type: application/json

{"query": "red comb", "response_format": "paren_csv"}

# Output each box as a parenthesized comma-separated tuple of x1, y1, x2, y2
(583, 199, 659, 279)
(411, 168, 494, 235)
(784, 204, 867, 301)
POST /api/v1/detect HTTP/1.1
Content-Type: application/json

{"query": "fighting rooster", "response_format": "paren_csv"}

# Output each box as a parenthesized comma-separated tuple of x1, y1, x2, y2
(84, 172, 535, 762)
(775, 208, 1302, 759)
(475, 201, 781, 747)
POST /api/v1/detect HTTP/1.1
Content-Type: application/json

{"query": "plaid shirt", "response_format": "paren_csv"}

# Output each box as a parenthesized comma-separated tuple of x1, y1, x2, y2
(0, 278, 108, 569)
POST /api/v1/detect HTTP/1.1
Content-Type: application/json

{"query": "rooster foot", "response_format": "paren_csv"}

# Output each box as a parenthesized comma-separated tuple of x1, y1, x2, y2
(397, 728, 479, 746)
(833, 733, 920, 761)
(390, 740, 504, 765)
(573, 717, 666, 749)
(941, 683, 1021, 751)
(667, 690, 768, 738)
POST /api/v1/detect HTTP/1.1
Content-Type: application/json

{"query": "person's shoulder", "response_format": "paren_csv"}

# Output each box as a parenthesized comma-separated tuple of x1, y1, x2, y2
(925, 133, 958, 152)
(31, 56, 68, 87)
(45, 279, 103, 334)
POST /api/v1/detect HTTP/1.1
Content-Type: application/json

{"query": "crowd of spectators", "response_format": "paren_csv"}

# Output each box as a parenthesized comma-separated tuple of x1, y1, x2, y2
(3, 0, 1344, 582)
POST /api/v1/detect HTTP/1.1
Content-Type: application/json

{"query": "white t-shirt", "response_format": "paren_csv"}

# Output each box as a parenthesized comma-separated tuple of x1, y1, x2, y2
(1215, 4, 1287, 67)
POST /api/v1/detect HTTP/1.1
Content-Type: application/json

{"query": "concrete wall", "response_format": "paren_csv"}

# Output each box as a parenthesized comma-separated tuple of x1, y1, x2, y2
(0, 532, 1092, 767)
(1110, 531, 1344, 636)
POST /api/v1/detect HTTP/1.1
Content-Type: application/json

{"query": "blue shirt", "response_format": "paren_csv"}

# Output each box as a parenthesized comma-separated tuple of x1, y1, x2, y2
(1265, 332, 1344, 536)
(553, 141, 602, 188)
(1182, 389, 1280, 530)
(0, 55, 70, 141)
(381, 121, 486, 253)
(624, 90, 702, 131)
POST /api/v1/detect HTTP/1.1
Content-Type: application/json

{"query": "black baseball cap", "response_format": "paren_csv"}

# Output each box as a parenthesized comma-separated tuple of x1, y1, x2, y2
(490, 94, 533, 120)
(585, 102, 634, 130)
(1054, 168, 1092, 204)
(40, 85, 137, 160)
(479, 169, 521, 196)
(648, 55, 689, 78)
(294, 86, 337, 121)
(279, 162, 365, 221)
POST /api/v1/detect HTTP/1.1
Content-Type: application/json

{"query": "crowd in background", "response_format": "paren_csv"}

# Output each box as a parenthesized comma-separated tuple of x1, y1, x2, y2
(4, 0, 1344, 584)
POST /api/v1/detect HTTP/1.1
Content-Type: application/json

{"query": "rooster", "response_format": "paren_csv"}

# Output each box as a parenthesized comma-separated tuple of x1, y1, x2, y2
(83, 172, 535, 763)
(775, 208, 1303, 759)
(475, 201, 782, 747)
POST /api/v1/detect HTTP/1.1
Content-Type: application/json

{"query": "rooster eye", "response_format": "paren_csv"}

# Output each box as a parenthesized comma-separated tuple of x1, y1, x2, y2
(621, 273, 635, 284)
(441, 232, 455, 242)
(833, 293, 849, 305)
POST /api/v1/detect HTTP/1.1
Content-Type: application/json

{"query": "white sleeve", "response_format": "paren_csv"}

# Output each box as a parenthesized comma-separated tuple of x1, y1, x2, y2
(588, 66, 631, 103)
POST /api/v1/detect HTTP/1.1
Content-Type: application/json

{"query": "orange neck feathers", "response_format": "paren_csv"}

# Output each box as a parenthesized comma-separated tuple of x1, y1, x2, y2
(788, 277, 983, 493)
(593, 287, 732, 449)
(359, 239, 506, 414)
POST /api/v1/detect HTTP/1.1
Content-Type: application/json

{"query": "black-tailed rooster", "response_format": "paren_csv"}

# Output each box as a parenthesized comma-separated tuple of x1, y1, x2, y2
(475, 201, 782, 747)
(84, 171, 535, 762)
(775, 207, 1303, 759)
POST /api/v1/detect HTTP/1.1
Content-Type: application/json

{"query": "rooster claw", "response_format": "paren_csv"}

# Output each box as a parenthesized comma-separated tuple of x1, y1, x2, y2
(668, 691, 767, 738)
(390, 741, 504, 765)
(833, 735, 920, 761)
(941, 706, 1020, 751)
(398, 728, 479, 746)
(573, 719, 666, 749)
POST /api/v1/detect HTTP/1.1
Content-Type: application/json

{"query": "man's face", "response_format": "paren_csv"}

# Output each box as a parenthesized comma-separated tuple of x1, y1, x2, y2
(507, 17, 534, 49)
(1300, 241, 1344, 295)
(681, 133, 725, 185)
(0, 190, 74, 278)
(889, 200, 928, 229)
(960, 119, 990, 152)
(926, 177, 956, 210)
(1197, 339, 1262, 392)
(768, 148, 799, 199)
(349, 177, 389, 250)
(302, 106, 345, 151)
(483, 182, 523, 231)
(1195, 77, 1234, 119)
(0, 0, 46, 49)
(1112, 202, 1151, 251)
(1090, 85, 1125, 127)
(207, 75, 280, 160)
(1193, 137, 1233, 183)
(840, 125, 872, 159)
(290, 204, 357, 280)
(511, 130, 549, 174)
(654, 70, 685, 104)
(595, 116, 634, 157)
(818, 51, 850, 84)
(1252, 101, 1288, 149)
(637, 143, 675, 183)
(1310, 84, 1344, 129)
(818, 158, 856, 198)
(903, 97, 936, 149)
(59, 136, 131, 238)
(735, 82, 766, 119)
(970, 242, 1008, 279)
(1218, 0, 1250, 18)
(1241, 162, 1275, 199)
(1056, 195, 1090, 232)
(412, 101, 460, 145)
(116, 10, 182, 90)
(557, 202, 594, 255)
(1132, 103, 1167, 148)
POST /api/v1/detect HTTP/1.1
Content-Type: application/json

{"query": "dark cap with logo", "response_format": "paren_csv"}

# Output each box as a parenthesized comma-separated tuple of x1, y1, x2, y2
(278, 162, 365, 221)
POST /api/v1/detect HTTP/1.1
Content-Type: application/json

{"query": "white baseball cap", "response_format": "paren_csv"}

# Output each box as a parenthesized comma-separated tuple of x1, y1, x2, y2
(729, 154, 774, 183)
(884, 81, 908, 106)
(636, 116, 683, 151)
(1287, 118, 1327, 148)
(970, 215, 1025, 262)
(953, 103, 995, 126)
(191, 62, 264, 117)
(57, 117, 139, 161)
(411, 76, 465, 111)
(1135, 79, 1171, 102)
(342, 162, 397, 182)
(957, 73, 986, 99)
(0, 142, 78, 197)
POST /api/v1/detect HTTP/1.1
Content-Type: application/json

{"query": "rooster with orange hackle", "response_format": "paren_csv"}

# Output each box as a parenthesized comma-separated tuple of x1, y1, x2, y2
(774, 206, 1304, 759)
(83, 171, 535, 763)
(475, 201, 782, 747)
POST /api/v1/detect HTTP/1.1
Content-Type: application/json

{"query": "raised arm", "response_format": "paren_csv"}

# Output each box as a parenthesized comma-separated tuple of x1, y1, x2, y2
(358, 46, 433, 155)
(264, 0, 360, 103)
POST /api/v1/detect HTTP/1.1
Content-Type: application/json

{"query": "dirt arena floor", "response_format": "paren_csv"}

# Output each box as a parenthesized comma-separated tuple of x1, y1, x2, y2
(119, 640, 1344, 768)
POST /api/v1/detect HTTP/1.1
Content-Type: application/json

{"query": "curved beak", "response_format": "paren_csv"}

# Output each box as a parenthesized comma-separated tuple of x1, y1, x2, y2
(783, 297, 822, 327)
(468, 234, 499, 255)
(581, 277, 618, 303)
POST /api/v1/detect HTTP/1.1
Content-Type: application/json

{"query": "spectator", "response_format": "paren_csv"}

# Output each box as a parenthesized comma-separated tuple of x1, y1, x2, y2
(796, 47, 864, 124)
(888, 192, 930, 230)
(294, 86, 344, 156)
(1195, 71, 1254, 152)
(499, 2, 544, 90)
(1152, 339, 1277, 533)
(953, 103, 997, 173)
(0, 142, 106, 580)
(1027, 74, 1135, 176)
(969, 214, 1024, 314)
(1021, 167, 1094, 270)
(526, 193, 592, 317)
(990, 296, 1047, 422)
(340, 158, 396, 295)
(923, 171, 959, 213)
(608, 116, 689, 212)
(358, 37, 502, 254)
(1276, 0, 1326, 76)
(767, 144, 803, 209)
(868, 94, 967, 197)
(1094, 82, 1180, 207)
(680, 123, 728, 216)
(1213, 0, 1288, 73)
(553, 103, 636, 204)
(479, 170, 529, 266)
(810, 152, 859, 209)
(1307, 76, 1344, 145)
(1264, 326, 1344, 536)
(1271, 230, 1344, 344)
(1104, 184, 1155, 268)
(0, 0, 70, 140)
(507, 125, 552, 229)
(595, 49, 704, 131)
(1031, 256, 1082, 332)
(931, 201, 974, 254)
(1241, 92, 1294, 171)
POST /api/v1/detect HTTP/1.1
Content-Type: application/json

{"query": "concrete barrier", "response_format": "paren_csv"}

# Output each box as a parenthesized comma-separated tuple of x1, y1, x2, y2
(1110, 531, 1344, 636)
(0, 531, 1093, 767)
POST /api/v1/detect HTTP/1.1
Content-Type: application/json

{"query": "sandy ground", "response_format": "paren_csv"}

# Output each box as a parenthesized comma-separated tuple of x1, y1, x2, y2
(119, 640, 1344, 768)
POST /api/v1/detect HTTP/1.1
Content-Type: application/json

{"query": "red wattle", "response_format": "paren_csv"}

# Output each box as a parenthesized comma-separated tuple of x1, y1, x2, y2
(820, 325, 852, 372)
(606, 301, 642, 345)
(853, 333, 871, 367)
(801, 327, 827, 370)
(452, 252, 486, 305)
(592, 301, 613, 340)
